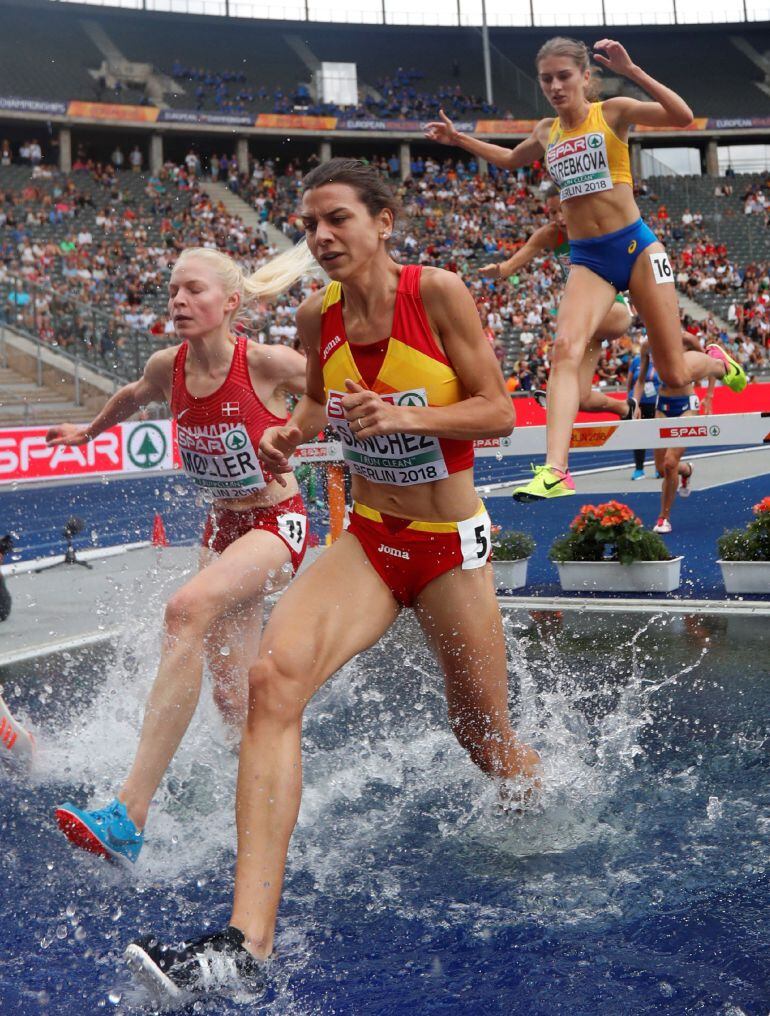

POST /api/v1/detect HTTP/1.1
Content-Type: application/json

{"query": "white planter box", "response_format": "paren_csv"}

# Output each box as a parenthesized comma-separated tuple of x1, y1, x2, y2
(493, 558, 529, 591)
(718, 560, 770, 594)
(556, 557, 683, 593)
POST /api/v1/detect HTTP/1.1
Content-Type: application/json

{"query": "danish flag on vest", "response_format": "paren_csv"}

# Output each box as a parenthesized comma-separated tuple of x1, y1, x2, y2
(170, 336, 287, 499)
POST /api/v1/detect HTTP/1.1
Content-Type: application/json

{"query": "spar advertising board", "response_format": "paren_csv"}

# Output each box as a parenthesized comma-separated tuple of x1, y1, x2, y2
(0, 421, 177, 485)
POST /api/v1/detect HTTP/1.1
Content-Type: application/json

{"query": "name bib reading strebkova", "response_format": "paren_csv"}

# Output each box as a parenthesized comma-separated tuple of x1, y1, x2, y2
(326, 388, 449, 486)
(546, 132, 613, 201)
(177, 422, 266, 498)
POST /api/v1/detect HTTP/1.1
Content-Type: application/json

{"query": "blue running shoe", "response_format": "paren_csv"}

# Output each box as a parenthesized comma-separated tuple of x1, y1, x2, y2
(630, 468, 646, 480)
(55, 798, 143, 863)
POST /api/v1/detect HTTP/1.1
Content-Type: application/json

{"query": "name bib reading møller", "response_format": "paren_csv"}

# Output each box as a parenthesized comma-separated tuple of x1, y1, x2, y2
(546, 132, 613, 202)
(177, 422, 266, 499)
(326, 388, 449, 486)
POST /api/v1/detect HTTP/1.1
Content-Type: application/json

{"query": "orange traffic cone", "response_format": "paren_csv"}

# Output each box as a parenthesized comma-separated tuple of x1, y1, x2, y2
(151, 512, 168, 548)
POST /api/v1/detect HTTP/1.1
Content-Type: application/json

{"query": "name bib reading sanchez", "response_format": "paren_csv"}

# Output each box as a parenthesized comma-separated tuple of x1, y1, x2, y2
(326, 387, 449, 486)
(177, 422, 266, 498)
(546, 132, 613, 201)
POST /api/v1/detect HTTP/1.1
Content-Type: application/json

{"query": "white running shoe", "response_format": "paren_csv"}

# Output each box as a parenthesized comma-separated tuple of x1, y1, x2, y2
(0, 694, 35, 764)
(653, 517, 672, 534)
(678, 462, 693, 498)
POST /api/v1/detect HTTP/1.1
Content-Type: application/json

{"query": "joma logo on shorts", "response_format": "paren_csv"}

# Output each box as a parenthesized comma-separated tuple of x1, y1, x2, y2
(377, 543, 410, 560)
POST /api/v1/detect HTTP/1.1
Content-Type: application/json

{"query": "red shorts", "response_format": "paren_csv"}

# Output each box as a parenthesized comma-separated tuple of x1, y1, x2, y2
(202, 493, 308, 573)
(346, 501, 492, 607)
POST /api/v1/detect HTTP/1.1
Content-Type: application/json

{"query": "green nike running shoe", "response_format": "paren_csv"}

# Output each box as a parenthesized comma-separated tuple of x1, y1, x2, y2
(512, 464, 576, 502)
(706, 345, 747, 394)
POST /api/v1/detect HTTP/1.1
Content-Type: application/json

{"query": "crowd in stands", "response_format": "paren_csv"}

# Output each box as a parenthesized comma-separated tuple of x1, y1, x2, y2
(1, 151, 768, 391)
(169, 62, 257, 116)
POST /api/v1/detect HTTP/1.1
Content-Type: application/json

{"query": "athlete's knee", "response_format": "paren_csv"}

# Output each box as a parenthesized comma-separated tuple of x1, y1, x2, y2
(164, 585, 217, 636)
(551, 333, 588, 367)
(663, 453, 679, 476)
(657, 363, 689, 389)
(246, 654, 305, 728)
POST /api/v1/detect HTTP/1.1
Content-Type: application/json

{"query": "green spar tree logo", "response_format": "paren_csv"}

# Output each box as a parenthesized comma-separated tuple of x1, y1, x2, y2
(224, 429, 248, 453)
(587, 134, 603, 149)
(395, 391, 427, 408)
(127, 423, 167, 470)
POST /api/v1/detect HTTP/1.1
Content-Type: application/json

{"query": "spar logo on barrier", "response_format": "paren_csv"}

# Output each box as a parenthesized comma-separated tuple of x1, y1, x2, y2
(659, 424, 718, 440)
(0, 421, 175, 483)
(570, 425, 617, 448)
(125, 422, 169, 470)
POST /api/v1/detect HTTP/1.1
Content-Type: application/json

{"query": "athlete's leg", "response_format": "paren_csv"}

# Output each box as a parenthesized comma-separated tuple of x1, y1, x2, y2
(205, 597, 265, 730)
(229, 533, 400, 958)
(659, 445, 686, 521)
(628, 244, 725, 388)
(577, 334, 631, 417)
(414, 563, 540, 782)
(119, 529, 293, 830)
(546, 267, 617, 471)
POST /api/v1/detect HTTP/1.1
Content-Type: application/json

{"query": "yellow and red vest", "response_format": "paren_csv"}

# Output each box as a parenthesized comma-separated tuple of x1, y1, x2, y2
(320, 265, 474, 486)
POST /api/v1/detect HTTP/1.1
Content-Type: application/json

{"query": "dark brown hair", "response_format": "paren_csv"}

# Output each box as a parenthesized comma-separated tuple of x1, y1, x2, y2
(302, 158, 401, 225)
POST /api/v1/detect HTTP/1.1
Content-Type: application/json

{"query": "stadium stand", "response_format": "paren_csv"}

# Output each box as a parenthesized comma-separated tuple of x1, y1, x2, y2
(0, 0, 767, 119)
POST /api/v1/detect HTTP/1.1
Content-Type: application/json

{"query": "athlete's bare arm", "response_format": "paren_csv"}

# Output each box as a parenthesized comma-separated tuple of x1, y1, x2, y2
(258, 294, 328, 481)
(342, 269, 515, 443)
(633, 340, 651, 406)
(247, 342, 307, 397)
(479, 222, 559, 278)
(46, 346, 177, 447)
(596, 40, 693, 132)
(423, 110, 551, 171)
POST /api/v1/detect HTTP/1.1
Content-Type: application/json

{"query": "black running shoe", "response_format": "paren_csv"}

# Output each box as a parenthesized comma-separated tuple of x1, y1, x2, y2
(623, 395, 638, 421)
(532, 388, 547, 410)
(124, 925, 266, 1000)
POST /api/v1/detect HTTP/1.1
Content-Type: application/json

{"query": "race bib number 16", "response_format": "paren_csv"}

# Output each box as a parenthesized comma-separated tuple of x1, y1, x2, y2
(650, 251, 674, 285)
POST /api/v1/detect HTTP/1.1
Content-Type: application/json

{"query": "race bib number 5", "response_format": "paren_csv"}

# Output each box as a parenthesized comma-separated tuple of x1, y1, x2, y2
(277, 512, 306, 554)
(650, 251, 674, 285)
(457, 512, 492, 571)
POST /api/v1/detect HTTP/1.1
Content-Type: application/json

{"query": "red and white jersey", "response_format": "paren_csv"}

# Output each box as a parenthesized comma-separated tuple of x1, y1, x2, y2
(170, 335, 287, 500)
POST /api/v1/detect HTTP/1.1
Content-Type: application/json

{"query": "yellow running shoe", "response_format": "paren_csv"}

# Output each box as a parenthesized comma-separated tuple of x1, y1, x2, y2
(706, 345, 747, 394)
(512, 464, 576, 502)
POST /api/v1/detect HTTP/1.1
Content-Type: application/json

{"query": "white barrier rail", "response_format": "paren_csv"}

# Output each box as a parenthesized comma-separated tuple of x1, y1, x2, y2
(1, 413, 767, 486)
(289, 412, 770, 463)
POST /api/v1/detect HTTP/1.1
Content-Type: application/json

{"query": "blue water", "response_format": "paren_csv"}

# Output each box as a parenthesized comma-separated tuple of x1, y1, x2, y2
(1, 610, 768, 1015)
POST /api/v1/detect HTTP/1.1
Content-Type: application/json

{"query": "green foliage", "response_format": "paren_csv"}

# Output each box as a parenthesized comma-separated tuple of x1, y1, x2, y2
(548, 500, 673, 565)
(717, 498, 770, 561)
(493, 530, 535, 561)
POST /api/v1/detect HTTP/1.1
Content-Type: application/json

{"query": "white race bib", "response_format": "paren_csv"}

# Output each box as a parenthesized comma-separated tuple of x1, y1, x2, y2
(325, 387, 449, 486)
(644, 381, 658, 399)
(177, 422, 266, 499)
(546, 132, 614, 202)
(457, 512, 492, 570)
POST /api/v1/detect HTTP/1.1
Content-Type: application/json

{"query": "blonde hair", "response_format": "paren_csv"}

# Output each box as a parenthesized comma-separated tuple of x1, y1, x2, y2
(536, 36, 602, 102)
(173, 240, 317, 321)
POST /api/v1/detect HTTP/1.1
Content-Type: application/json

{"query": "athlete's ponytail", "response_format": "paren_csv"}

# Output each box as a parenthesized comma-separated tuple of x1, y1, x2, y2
(173, 241, 317, 320)
(536, 36, 602, 102)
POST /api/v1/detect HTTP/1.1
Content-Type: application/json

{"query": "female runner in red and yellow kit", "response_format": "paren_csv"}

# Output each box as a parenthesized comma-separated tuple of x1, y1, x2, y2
(124, 159, 541, 1001)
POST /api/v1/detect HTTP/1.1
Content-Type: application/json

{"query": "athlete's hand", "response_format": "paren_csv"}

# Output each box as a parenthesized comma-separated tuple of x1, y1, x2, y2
(259, 424, 303, 487)
(423, 109, 460, 146)
(45, 424, 91, 447)
(593, 40, 636, 77)
(479, 262, 504, 279)
(341, 380, 402, 440)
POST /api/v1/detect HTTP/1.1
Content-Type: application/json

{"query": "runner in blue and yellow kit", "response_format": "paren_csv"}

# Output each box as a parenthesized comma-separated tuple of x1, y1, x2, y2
(479, 185, 638, 423)
(426, 36, 746, 501)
